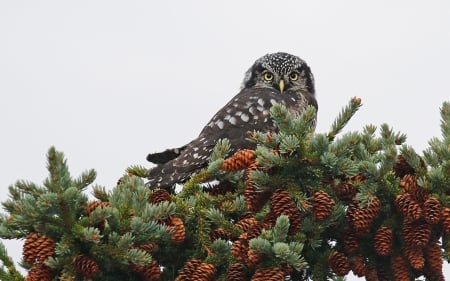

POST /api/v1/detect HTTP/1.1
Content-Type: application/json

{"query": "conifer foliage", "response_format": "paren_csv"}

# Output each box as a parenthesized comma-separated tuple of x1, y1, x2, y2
(1, 99, 450, 280)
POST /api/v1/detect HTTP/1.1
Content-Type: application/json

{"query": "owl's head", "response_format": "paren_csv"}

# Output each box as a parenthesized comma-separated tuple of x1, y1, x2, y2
(241, 52, 315, 95)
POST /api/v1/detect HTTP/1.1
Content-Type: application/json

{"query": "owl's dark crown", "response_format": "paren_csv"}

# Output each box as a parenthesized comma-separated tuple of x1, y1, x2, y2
(242, 52, 315, 94)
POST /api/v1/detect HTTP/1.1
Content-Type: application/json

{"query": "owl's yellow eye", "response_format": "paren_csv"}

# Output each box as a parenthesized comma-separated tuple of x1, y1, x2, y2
(289, 72, 299, 81)
(263, 72, 274, 81)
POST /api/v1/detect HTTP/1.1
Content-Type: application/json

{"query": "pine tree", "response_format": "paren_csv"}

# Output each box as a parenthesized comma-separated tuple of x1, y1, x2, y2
(0, 99, 449, 280)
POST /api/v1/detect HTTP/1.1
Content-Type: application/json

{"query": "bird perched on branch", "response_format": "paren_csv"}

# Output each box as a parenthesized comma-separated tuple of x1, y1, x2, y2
(147, 52, 318, 191)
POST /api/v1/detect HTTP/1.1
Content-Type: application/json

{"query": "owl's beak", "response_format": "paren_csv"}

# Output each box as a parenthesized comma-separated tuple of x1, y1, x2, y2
(278, 79, 285, 94)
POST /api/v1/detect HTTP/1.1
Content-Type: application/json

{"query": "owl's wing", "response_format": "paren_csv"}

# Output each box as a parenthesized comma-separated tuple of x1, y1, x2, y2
(147, 87, 309, 190)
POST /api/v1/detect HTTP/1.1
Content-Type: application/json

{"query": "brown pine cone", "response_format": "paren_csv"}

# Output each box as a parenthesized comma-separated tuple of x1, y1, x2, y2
(209, 228, 232, 241)
(23, 232, 55, 264)
(402, 221, 432, 247)
(364, 264, 379, 281)
(393, 155, 416, 178)
(399, 175, 429, 203)
(25, 263, 55, 281)
(85, 200, 110, 215)
(168, 215, 186, 244)
(390, 255, 411, 281)
(245, 223, 265, 240)
(150, 189, 171, 204)
(395, 193, 423, 221)
(138, 243, 158, 254)
(226, 262, 247, 281)
(350, 255, 366, 277)
(423, 197, 442, 225)
(244, 162, 270, 213)
(130, 260, 161, 281)
(235, 217, 258, 232)
(191, 262, 215, 281)
(175, 259, 202, 281)
(247, 249, 263, 267)
(373, 226, 393, 256)
(72, 255, 99, 278)
(423, 241, 444, 281)
(205, 181, 236, 196)
(23, 233, 41, 264)
(270, 189, 302, 234)
(342, 228, 360, 254)
(346, 197, 381, 231)
(231, 239, 249, 262)
(251, 267, 284, 281)
(332, 182, 357, 201)
(441, 207, 450, 233)
(311, 190, 335, 221)
(328, 251, 351, 276)
(399, 174, 417, 193)
(222, 149, 256, 171)
(403, 245, 424, 270)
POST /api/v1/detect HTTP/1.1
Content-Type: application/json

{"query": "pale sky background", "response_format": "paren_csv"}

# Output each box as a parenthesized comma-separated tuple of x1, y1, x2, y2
(1, 1, 449, 279)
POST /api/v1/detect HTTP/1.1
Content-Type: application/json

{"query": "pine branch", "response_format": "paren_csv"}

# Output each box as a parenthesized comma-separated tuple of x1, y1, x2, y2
(327, 97, 362, 141)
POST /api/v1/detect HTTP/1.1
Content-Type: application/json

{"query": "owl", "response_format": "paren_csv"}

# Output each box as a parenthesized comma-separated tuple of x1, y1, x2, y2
(147, 52, 317, 190)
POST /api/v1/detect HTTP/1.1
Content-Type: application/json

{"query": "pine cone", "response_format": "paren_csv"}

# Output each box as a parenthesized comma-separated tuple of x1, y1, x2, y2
(210, 228, 232, 241)
(247, 249, 263, 267)
(175, 259, 202, 281)
(251, 267, 284, 281)
(85, 200, 110, 215)
(168, 215, 186, 244)
(191, 262, 215, 281)
(270, 189, 302, 234)
(244, 162, 270, 213)
(350, 255, 366, 277)
(399, 174, 417, 193)
(235, 217, 258, 232)
(423, 197, 442, 225)
(402, 220, 432, 247)
(342, 228, 360, 254)
(72, 255, 99, 278)
(25, 263, 55, 281)
(424, 241, 444, 281)
(142, 260, 161, 281)
(393, 155, 416, 178)
(226, 262, 247, 281)
(222, 149, 256, 171)
(399, 175, 429, 203)
(150, 189, 171, 204)
(205, 181, 236, 196)
(346, 197, 381, 231)
(246, 223, 265, 240)
(395, 193, 423, 221)
(364, 264, 379, 281)
(231, 239, 249, 262)
(441, 207, 450, 234)
(373, 226, 393, 256)
(332, 182, 357, 201)
(328, 251, 351, 276)
(311, 190, 335, 221)
(403, 245, 424, 270)
(390, 255, 411, 281)
(138, 243, 158, 254)
(23, 232, 55, 264)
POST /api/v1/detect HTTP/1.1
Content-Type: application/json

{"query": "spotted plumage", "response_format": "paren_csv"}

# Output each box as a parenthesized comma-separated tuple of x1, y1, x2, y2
(147, 52, 318, 190)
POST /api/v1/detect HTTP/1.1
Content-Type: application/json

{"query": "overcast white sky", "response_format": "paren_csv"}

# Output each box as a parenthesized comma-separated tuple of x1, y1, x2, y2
(1, 1, 449, 279)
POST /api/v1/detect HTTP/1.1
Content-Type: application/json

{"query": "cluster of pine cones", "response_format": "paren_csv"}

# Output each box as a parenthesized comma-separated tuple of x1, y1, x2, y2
(21, 148, 449, 280)
(216, 150, 448, 280)
(22, 189, 186, 281)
